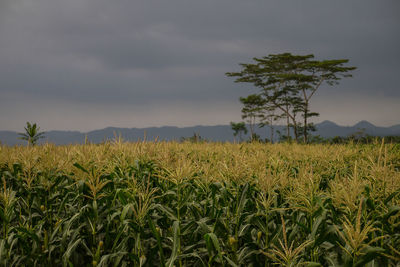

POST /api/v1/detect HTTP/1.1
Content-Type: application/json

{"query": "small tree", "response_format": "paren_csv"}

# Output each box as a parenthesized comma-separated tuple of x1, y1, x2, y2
(180, 132, 202, 143)
(230, 122, 247, 143)
(258, 104, 282, 144)
(18, 122, 45, 146)
(239, 94, 265, 141)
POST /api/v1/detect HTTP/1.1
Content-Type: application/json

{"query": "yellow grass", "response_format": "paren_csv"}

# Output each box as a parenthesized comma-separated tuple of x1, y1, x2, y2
(1, 141, 399, 213)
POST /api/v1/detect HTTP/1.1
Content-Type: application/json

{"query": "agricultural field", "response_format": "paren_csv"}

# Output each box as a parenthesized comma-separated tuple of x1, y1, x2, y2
(0, 141, 399, 266)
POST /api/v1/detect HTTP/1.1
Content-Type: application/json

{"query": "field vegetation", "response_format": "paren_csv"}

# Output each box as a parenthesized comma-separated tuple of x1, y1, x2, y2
(0, 140, 399, 266)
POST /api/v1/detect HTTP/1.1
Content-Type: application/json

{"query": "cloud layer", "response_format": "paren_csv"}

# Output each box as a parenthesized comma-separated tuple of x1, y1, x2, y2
(1, 0, 399, 131)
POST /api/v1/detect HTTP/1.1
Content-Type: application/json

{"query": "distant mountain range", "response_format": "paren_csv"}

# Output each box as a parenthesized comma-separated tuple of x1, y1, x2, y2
(1, 120, 400, 145)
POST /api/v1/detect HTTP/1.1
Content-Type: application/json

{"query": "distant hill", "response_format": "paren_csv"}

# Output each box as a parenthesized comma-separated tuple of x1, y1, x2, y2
(1, 120, 399, 145)
(315, 120, 400, 138)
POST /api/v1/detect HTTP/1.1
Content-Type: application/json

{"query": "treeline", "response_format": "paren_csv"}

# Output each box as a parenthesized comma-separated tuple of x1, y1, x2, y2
(322, 135, 400, 144)
(179, 131, 400, 144)
(227, 53, 356, 143)
(260, 132, 400, 145)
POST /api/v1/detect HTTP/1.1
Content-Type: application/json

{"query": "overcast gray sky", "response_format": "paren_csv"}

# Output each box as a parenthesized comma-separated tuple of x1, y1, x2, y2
(1, 0, 399, 131)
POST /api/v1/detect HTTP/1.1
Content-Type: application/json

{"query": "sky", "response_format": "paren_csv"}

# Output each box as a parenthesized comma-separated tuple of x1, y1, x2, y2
(0, 0, 399, 132)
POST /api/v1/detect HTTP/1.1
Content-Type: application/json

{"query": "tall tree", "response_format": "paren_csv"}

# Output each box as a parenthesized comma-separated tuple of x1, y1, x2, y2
(227, 54, 306, 141)
(230, 122, 247, 143)
(295, 59, 356, 142)
(239, 94, 265, 141)
(18, 122, 46, 146)
(226, 53, 356, 142)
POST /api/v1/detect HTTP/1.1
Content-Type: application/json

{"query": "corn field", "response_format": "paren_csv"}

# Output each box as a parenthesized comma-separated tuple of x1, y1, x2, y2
(0, 140, 399, 266)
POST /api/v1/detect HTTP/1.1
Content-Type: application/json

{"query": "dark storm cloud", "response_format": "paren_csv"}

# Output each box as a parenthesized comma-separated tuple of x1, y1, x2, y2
(0, 0, 399, 130)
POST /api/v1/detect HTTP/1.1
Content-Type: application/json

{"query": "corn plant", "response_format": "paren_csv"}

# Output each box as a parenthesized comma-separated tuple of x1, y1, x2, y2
(0, 141, 399, 266)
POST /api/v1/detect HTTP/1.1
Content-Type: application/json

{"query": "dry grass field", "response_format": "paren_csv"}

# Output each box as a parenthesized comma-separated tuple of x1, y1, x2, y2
(0, 141, 399, 266)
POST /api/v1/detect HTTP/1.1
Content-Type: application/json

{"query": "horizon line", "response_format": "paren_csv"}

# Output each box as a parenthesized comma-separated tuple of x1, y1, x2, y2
(1, 120, 399, 133)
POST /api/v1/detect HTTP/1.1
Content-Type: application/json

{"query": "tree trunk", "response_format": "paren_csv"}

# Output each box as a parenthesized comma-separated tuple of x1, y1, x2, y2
(286, 114, 290, 138)
(293, 120, 298, 142)
(270, 125, 274, 144)
(249, 122, 254, 141)
(269, 116, 274, 144)
(249, 116, 256, 142)
(303, 100, 309, 143)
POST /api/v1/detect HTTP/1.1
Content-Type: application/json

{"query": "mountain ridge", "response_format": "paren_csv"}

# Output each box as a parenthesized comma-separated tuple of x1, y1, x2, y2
(1, 121, 399, 145)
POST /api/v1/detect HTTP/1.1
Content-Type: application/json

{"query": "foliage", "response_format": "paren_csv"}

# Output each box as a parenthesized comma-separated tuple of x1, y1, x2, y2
(230, 122, 247, 143)
(312, 135, 400, 145)
(0, 141, 399, 266)
(226, 53, 356, 143)
(180, 133, 204, 143)
(18, 122, 46, 146)
(239, 94, 265, 140)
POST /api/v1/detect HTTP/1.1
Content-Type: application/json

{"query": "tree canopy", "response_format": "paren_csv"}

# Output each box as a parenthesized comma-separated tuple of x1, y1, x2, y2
(227, 53, 356, 142)
(230, 122, 248, 142)
(18, 122, 46, 146)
